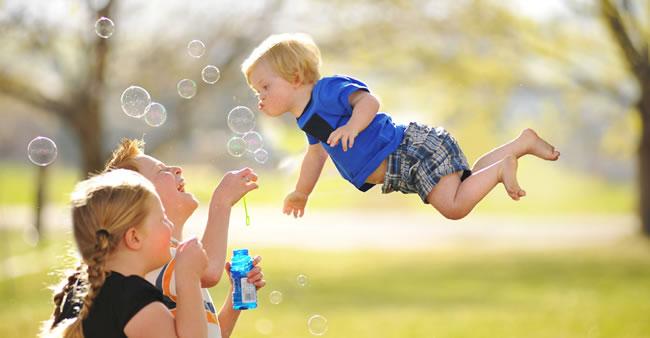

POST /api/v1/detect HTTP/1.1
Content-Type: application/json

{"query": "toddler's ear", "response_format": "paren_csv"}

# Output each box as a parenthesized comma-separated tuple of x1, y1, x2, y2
(123, 227, 144, 250)
(292, 72, 303, 86)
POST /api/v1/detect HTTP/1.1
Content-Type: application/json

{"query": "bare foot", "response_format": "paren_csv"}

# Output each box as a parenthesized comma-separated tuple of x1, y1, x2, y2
(498, 155, 526, 201)
(519, 128, 560, 161)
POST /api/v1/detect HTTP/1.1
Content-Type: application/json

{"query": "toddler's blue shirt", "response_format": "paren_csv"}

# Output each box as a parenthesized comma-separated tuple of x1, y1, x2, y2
(297, 75, 405, 191)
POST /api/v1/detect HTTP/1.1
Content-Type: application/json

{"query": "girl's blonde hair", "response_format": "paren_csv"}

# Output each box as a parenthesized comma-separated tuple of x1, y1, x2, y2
(42, 169, 158, 338)
(104, 138, 145, 173)
(242, 33, 322, 87)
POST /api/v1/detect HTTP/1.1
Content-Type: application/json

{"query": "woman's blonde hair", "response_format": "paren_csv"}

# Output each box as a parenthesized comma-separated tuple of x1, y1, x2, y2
(242, 33, 322, 87)
(42, 169, 158, 338)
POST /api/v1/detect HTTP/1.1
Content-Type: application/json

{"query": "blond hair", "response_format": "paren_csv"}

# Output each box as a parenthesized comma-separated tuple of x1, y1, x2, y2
(242, 33, 322, 87)
(43, 169, 158, 338)
(104, 138, 145, 173)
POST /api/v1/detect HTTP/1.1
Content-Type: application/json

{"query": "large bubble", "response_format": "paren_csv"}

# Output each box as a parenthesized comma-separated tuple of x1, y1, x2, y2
(242, 131, 264, 153)
(253, 149, 269, 164)
(269, 291, 283, 305)
(307, 315, 328, 336)
(227, 137, 247, 157)
(177, 79, 197, 99)
(144, 102, 167, 127)
(227, 106, 255, 134)
(27, 136, 58, 166)
(201, 65, 221, 84)
(94, 17, 114, 38)
(187, 39, 206, 58)
(121, 86, 151, 118)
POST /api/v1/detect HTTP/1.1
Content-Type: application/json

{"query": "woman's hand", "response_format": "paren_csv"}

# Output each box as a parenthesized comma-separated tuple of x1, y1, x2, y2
(225, 255, 266, 290)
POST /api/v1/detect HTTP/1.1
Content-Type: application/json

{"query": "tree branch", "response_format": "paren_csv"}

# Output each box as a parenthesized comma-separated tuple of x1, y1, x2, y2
(0, 73, 72, 118)
(601, 0, 647, 81)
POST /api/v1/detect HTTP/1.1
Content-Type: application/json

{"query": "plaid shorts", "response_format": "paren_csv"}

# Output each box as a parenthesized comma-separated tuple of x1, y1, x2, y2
(382, 122, 472, 203)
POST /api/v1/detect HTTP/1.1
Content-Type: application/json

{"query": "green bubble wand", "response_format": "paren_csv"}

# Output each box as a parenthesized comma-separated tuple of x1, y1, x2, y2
(243, 195, 250, 226)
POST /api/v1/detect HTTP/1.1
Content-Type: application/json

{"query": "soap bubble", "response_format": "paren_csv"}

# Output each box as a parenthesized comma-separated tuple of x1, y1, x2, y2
(227, 137, 247, 157)
(201, 65, 221, 84)
(177, 79, 197, 99)
(269, 291, 283, 305)
(144, 102, 167, 127)
(255, 318, 273, 335)
(121, 86, 151, 118)
(307, 315, 328, 336)
(94, 17, 114, 38)
(253, 149, 269, 164)
(227, 106, 255, 134)
(242, 131, 264, 152)
(187, 39, 206, 58)
(27, 136, 57, 166)
(296, 274, 309, 287)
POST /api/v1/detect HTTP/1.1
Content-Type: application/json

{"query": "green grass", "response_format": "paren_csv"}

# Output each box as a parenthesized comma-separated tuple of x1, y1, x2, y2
(0, 160, 635, 215)
(1, 230, 649, 338)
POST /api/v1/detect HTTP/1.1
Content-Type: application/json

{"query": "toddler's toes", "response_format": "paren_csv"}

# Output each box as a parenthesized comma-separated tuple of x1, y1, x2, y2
(551, 149, 560, 161)
(507, 190, 520, 201)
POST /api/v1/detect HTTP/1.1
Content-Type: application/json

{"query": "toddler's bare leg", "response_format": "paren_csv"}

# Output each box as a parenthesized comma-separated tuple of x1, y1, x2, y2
(427, 155, 524, 219)
(472, 128, 560, 172)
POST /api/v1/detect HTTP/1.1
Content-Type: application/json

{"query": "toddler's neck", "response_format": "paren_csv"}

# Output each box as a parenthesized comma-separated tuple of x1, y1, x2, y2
(290, 82, 315, 118)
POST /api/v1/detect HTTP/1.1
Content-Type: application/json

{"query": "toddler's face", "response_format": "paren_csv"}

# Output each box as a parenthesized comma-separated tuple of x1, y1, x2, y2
(249, 59, 296, 117)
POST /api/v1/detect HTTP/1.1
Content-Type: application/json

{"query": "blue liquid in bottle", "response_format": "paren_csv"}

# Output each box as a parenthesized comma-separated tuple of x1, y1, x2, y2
(230, 249, 257, 310)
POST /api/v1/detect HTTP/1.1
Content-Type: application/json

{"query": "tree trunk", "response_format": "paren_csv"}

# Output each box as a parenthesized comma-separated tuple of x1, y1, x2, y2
(73, 103, 105, 177)
(33, 165, 46, 243)
(638, 90, 650, 236)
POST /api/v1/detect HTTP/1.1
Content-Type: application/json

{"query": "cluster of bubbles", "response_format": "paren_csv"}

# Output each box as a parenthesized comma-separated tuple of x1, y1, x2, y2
(265, 274, 328, 336)
(226, 106, 269, 164)
(120, 86, 167, 127)
(27, 136, 58, 166)
(119, 40, 222, 126)
(177, 40, 221, 100)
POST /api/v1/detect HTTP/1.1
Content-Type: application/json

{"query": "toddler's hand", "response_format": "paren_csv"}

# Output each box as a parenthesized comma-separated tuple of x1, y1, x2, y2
(283, 191, 308, 218)
(175, 238, 208, 279)
(225, 255, 266, 290)
(327, 124, 358, 152)
(212, 167, 259, 208)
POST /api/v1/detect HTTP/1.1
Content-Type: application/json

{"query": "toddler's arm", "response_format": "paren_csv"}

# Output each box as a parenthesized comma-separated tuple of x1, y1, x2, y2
(201, 168, 258, 287)
(284, 143, 328, 217)
(327, 91, 380, 151)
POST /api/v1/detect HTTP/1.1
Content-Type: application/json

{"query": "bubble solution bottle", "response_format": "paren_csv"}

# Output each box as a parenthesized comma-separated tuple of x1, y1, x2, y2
(230, 249, 258, 310)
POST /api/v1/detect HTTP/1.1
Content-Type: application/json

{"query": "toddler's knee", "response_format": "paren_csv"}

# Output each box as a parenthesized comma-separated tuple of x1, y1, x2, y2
(436, 205, 469, 220)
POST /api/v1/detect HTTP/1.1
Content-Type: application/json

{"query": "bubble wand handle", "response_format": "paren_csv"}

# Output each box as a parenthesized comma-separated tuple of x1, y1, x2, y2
(243, 196, 250, 226)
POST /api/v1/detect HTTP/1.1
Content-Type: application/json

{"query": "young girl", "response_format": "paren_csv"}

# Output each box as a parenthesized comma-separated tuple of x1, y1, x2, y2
(241, 33, 561, 220)
(42, 169, 209, 338)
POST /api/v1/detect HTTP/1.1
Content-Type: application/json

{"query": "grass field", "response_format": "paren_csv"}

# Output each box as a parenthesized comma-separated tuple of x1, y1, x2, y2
(0, 159, 636, 214)
(1, 229, 649, 338)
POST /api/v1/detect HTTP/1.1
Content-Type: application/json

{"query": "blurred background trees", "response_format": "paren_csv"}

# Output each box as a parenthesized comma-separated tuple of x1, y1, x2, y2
(0, 0, 645, 235)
